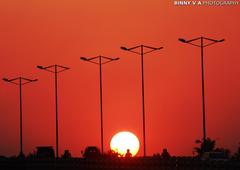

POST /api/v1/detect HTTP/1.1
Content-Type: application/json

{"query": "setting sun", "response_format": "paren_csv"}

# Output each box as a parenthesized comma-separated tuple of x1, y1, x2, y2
(110, 131, 140, 157)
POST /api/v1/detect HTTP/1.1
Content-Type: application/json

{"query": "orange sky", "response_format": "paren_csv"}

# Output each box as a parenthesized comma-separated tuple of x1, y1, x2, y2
(0, 0, 240, 157)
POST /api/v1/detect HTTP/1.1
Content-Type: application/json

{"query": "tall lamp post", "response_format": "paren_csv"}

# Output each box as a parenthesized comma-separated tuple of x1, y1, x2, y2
(37, 64, 69, 158)
(80, 55, 119, 155)
(120, 45, 163, 157)
(3, 77, 38, 158)
(178, 36, 224, 143)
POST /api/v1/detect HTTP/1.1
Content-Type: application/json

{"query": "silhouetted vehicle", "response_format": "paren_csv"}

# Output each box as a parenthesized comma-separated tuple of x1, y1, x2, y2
(83, 146, 101, 159)
(36, 146, 55, 159)
(201, 151, 228, 161)
(0, 156, 7, 160)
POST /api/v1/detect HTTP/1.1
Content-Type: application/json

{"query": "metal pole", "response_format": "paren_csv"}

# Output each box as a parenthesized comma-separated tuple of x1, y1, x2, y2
(19, 77, 23, 157)
(140, 45, 146, 157)
(200, 37, 206, 142)
(99, 56, 104, 155)
(3, 76, 37, 158)
(55, 65, 59, 158)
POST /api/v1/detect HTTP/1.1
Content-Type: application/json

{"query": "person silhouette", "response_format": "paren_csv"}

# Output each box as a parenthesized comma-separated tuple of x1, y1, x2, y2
(125, 149, 132, 158)
(161, 148, 170, 159)
(62, 150, 71, 159)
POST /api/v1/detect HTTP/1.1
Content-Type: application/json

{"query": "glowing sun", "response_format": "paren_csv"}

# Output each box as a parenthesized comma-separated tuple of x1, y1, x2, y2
(110, 131, 140, 157)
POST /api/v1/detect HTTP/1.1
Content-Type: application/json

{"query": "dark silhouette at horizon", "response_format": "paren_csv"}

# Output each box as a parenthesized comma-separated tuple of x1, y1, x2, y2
(125, 149, 132, 158)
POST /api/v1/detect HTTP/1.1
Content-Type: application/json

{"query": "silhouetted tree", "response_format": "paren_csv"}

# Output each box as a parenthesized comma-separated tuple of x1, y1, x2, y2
(194, 138, 216, 156)
(233, 146, 240, 160)
(105, 150, 123, 158)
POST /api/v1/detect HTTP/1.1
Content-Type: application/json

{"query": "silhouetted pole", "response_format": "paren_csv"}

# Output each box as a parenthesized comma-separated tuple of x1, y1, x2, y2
(200, 37, 206, 142)
(37, 65, 69, 158)
(3, 77, 38, 158)
(120, 45, 163, 157)
(54, 66, 59, 159)
(99, 56, 103, 156)
(140, 46, 146, 158)
(179, 36, 224, 143)
(80, 56, 119, 155)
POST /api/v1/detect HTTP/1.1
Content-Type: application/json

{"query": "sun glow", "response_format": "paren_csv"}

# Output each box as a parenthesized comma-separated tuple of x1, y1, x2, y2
(110, 131, 140, 157)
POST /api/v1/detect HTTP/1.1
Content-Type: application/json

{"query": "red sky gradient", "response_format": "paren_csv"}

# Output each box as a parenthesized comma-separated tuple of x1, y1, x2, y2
(0, 1, 240, 157)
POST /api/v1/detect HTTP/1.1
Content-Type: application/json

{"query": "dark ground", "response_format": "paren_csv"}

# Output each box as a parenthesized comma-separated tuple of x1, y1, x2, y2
(1, 157, 240, 170)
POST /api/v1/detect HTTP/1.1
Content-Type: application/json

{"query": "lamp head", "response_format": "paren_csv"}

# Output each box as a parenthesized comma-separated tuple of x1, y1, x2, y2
(37, 65, 44, 69)
(178, 38, 187, 43)
(218, 39, 225, 42)
(156, 47, 164, 50)
(2, 78, 9, 82)
(120, 46, 128, 51)
(80, 57, 88, 61)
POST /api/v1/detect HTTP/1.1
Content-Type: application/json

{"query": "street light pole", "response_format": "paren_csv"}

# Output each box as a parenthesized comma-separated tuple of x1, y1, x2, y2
(37, 64, 69, 159)
(3, 77, 38, 158)
(99, 57, 104, 155)
(140, 45, 147, 158)
(80, 56, 119, 155)
(121, 44, 163, 157)
(54, 66, 59, 159)
(19, 78, 23, 157)
(178, 36, 224, 143)
(200, 37, 206, 141)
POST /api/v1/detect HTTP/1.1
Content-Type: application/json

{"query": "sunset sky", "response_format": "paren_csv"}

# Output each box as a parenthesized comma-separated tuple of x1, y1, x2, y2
(0, 0, 240, 157)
